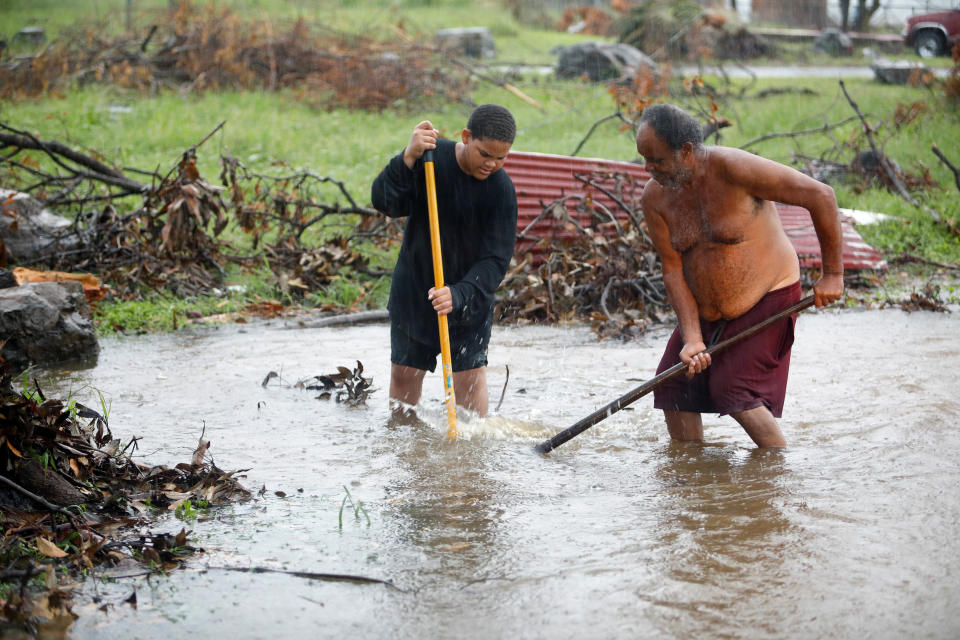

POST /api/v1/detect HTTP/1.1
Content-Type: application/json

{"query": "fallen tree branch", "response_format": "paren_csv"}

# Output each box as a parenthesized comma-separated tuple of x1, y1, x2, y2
(573, 172, 646, 239)
(206, 565, 402, 589)
(739, 115, 863, 151)
(495, 364, 509, 413)
(0, 473, 78, 518)
(449, 57, 544, 112)
(839, 79, 944, 224)
(286, 309, 390, 329)
(0, 125, 147, 195)
(570, 111, 634, 157)
(890, 252, 960, 271)
(932, 143, 960, 192)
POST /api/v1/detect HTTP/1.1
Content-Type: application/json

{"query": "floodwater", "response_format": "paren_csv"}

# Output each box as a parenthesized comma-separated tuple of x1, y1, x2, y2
(35, 308, 960, 639)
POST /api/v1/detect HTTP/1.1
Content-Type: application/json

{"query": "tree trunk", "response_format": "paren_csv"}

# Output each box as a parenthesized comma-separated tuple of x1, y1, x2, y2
(14, 460, 89, 506)
(854, 0, 881, 32)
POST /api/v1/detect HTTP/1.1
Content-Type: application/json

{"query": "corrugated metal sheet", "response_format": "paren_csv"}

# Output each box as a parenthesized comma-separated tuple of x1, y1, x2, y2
(503, 150, 887, 272)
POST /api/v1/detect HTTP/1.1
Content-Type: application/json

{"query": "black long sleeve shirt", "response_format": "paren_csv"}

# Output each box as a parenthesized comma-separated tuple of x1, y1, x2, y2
(371, 139, 518, 348)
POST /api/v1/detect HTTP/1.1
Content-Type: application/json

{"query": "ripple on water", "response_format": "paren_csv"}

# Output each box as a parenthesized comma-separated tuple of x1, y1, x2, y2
(30, 312, 960, 640)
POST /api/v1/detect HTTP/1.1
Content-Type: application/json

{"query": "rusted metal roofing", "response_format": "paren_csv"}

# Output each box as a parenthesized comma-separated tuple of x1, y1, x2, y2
(504, 150, 887, 272)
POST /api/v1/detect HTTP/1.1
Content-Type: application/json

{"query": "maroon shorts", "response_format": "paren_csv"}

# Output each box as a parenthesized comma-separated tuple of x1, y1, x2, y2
(653, 281, 802, 417)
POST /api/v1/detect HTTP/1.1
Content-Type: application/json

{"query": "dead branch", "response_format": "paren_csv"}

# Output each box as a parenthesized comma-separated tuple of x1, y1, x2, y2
(205, 565, 401, 589)
(573, 172, 647, 240)
(0, 120, 394, 302)
(0, 474, 78, 518)
(600, 277, 616, 320)
(739, 115, 864, 151)
(449, 57, 544, 112)
(839, 80, 943, 223)
(500, 190, 668, 338)
(891, 252, 960, 272)
(286, 309, 389, 329)
(570, 111, 635, 157)
(0, 124, 146, 196)
(495, 364, 509, 413)
(0, 5, 472, 110)
(932, 143, 960, 192)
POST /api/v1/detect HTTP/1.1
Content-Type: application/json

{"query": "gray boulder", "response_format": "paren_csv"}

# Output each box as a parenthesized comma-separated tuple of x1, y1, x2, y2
(0, 281, 99, 372)
(871, 58, 931, 85)
(0, 268, 15, 289)
(554, 42, 658, 82)
(434, 27, 495, 59)
(13, 27, 46, 47)
(813, 28, 854, 57)
(0, 189, 81, 265)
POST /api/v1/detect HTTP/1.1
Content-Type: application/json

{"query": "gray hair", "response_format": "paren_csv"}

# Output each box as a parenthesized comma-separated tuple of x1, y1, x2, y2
(639, 103, 703, 150)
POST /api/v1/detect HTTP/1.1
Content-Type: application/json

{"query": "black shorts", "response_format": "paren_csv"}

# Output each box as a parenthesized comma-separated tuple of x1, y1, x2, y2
(390, 321, 490, 373)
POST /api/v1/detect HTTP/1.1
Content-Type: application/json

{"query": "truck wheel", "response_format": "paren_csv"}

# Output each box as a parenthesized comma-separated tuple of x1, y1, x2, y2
(914, 30, 945, 58)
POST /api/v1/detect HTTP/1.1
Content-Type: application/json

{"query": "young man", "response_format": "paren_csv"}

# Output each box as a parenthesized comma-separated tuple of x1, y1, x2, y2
(637, 103, 845, 447)
(371, 104, 518, 418)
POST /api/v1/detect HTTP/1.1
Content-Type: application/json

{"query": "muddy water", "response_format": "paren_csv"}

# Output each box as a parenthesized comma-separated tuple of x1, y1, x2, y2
(36, 308, 960, 639)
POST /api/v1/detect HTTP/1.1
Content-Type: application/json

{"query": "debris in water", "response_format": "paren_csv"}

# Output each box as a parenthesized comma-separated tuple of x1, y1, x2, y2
(262, 360, 376, 406)
(0, 364, 252, 635)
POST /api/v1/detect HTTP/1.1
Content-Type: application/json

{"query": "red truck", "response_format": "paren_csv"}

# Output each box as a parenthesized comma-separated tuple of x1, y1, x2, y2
(903, 7, 960, 57)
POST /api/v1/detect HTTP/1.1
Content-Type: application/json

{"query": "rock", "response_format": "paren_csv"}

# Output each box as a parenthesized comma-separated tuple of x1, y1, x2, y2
(813, 28, 854, 57)
(554, 42, 659, 82)
(0, 281, 99, 372)
(852, 149, 903, 181)
(871, 58, 932, 85)
(709, 26, 777, 59)
(434, 27, 495, 59)
(12, 26, 46, 47)
(0, 189, 82, 266)
(0, 268, 16, 289)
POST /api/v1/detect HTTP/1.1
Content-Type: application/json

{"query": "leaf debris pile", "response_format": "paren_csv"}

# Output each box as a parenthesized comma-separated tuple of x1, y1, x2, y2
(0, 2, 470, 111)
(497, 173, 671, 339)
(262, 361, 375, 407)
(0, 123, 401, 308)
(221, 153, 401, 303)
(882, 280, 951, 313)
(613, 1, 777, 61)
(0, 366, 251, 635)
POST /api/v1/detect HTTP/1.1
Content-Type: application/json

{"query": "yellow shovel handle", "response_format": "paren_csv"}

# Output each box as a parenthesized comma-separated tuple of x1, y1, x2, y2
(423, 149, 458, 440)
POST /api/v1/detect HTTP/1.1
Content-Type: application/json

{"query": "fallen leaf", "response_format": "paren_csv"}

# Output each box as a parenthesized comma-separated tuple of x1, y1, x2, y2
(37, 537, 69, 558)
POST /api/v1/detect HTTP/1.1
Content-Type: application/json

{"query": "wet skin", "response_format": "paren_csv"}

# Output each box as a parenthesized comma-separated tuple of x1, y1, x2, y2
(636, 123, 845, 447)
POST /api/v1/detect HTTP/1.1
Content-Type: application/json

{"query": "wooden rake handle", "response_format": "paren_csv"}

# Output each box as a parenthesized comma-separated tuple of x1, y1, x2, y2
(423, 148, 458, 440)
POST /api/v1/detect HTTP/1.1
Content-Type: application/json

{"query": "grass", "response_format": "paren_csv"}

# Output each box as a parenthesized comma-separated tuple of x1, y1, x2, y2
(5, 71, 955, 215)
(2, 1, 959, 333)
(0, 0, 587, 64)
(94, 261, 278, 334)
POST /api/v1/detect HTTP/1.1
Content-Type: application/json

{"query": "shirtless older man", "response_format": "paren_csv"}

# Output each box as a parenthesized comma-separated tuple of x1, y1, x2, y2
(637, 103, 845, 447)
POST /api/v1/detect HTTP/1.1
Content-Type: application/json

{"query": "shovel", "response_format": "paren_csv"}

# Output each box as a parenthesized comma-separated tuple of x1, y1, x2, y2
(534, 295, 815, 454)
(423, 148, 458, 440)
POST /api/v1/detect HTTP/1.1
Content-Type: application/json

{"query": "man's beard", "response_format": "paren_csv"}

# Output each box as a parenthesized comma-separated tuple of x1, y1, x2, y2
(657, 166, 693, 190)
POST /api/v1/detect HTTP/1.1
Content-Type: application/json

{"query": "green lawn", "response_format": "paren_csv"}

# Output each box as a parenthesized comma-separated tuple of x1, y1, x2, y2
(2, 0, 958, 332)
(4, 72, 956, 226)
(0, 0, 591, 64)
